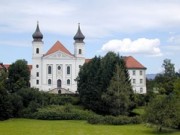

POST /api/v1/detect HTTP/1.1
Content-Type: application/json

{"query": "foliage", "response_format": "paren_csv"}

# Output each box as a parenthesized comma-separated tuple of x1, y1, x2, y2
(0, 84, 12, 120)
(7, 59, 30, 93)
(144, 95, 180, 131)
(87, 115, 142, 125)
(154, 59, 177, 95)
(101, 64, 133, 116)
(78, 52, 132, 115)
(162, 59, 175, 77)
(33, 105, 95, 120)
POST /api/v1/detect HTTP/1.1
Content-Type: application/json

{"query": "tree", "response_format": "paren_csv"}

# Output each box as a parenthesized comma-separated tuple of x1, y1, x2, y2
(78, 52, 133, 115)
(8, 59, 30, 93)
(144, 95, 180, 131)
(155, 59, 176, 95)
(101, 64, 133, 116)
(0, 68, 12, 120)
(162, 59, 175, 77)
(0, 84, 12, 120)
(78, 56, 102, 113)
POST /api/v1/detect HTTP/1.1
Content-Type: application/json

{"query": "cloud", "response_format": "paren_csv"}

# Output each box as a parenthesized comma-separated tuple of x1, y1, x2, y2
(1, 0, 180, 37)
(101, 38, 162, 56)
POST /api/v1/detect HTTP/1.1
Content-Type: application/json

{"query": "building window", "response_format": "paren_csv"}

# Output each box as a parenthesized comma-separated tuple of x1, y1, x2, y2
(36, 72, 39, 77)
(48, 66, 52, 74)
(133, 79, 136, 84)
(57, 66, 61, 70)
(140, 79, 143, 84)
(133, 70, 136, 75)
(140, 70, 143, 75)
(36, 80, 39, 85)
(67, 79, 70, 85)
(140, 88, 143, 93)
(67, 66, 70, 75)
(48, 79, 51, 85)
(79, 49, 82, 54)
(36, 48, 39, 54)
(36, 64, 39, 68)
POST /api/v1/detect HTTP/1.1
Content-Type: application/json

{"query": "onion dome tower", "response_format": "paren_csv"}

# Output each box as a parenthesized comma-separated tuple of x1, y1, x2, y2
(74, 23, 85, 57)
(32, 22, 44, 57)
(32, 21, 43, 41)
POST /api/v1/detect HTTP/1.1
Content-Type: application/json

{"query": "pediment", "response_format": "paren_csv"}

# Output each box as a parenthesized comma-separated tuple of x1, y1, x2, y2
(43, 51, 74, 59)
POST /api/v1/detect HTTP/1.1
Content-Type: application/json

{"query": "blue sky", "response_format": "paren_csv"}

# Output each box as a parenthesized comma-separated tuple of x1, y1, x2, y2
(0, 0, 180, 74)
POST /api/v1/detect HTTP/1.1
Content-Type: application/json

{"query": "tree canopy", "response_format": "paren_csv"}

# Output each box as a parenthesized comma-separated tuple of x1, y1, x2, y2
(7, 59, 30, 93)
(77, 52, 133, 115)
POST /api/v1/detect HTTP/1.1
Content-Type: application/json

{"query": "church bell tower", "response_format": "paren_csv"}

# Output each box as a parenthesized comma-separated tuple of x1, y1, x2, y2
(73, 23, 85, 58)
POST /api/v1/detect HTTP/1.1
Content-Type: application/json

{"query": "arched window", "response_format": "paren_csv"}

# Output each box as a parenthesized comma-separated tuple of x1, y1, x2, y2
(48, 79, 51, 85)
(48, 66, 52, 74)
(79, 49, 82, 54)
(36, 48, 39, 54)
(67, 79, 70, 85)
(57, 66, 61, 70)
(67, 66, 70, 74)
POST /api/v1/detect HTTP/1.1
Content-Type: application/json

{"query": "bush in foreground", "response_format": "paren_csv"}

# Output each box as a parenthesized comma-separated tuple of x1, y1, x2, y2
(88, 115, 142, 125)
(32, 104, 95, 120)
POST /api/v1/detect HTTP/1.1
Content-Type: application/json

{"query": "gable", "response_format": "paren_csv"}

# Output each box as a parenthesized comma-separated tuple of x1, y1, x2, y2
(44, 41, 74, 57)
(43, 50, 75, 59)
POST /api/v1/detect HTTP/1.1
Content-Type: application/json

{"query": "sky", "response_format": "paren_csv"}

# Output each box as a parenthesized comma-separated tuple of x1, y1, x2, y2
(0, 0, 180, 74)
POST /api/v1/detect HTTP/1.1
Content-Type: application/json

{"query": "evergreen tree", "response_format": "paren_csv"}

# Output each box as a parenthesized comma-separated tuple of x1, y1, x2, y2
(78, 56, 102, 112)
(101, 64, 133, 116)
(78, 52, 133, 115)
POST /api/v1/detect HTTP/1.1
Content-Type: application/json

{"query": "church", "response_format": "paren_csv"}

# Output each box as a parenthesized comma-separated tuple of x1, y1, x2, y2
(30, 23, 147, 94)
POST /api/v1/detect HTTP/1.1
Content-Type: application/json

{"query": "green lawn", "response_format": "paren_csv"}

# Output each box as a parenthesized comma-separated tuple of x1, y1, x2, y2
(0, 119, 179, 135)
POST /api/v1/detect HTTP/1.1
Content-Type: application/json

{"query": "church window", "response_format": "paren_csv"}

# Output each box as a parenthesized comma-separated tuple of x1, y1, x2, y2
(79, 49, 82, 54)
(36, 48, 39, 54)
(36, 80, 39, 85)
(36, 72, 39, 77)
(133, 70, 136, 75)
(36, 64, 39, 68)
(57, 66, 61, 70)
(67, 79, 70, 85)
(48, 79, 51, 85)
(48, 66, 52, 74)
(67, 66, 70, 75)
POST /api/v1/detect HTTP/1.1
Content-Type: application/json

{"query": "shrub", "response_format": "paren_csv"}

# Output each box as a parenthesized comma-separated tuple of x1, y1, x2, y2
(33, 105, 95, 120)
(88, 115, 142, 125)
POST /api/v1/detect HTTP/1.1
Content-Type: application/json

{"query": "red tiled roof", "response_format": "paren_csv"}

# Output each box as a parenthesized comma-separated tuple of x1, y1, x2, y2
(45, 41, 73, 56)
(124, 56, 146, 69)
(0, 64, 32, 70)
(0, 64, 10, 69)
(85, 59, 91, 63)
(85, 56, 146, 69)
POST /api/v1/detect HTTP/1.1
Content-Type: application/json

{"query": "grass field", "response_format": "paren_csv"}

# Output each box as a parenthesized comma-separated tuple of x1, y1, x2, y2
(0, 119, 179, 135)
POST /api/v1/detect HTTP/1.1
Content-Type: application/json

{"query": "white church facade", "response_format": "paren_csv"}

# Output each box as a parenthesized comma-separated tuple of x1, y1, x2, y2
(30, 23, 147, 94)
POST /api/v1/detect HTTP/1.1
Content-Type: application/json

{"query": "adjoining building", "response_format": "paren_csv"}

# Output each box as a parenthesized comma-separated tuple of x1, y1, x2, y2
(0, 23, 147, 94)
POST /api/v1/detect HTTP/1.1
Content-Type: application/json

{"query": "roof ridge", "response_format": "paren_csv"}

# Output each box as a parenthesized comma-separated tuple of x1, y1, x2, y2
(45, 41, 73, 56)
